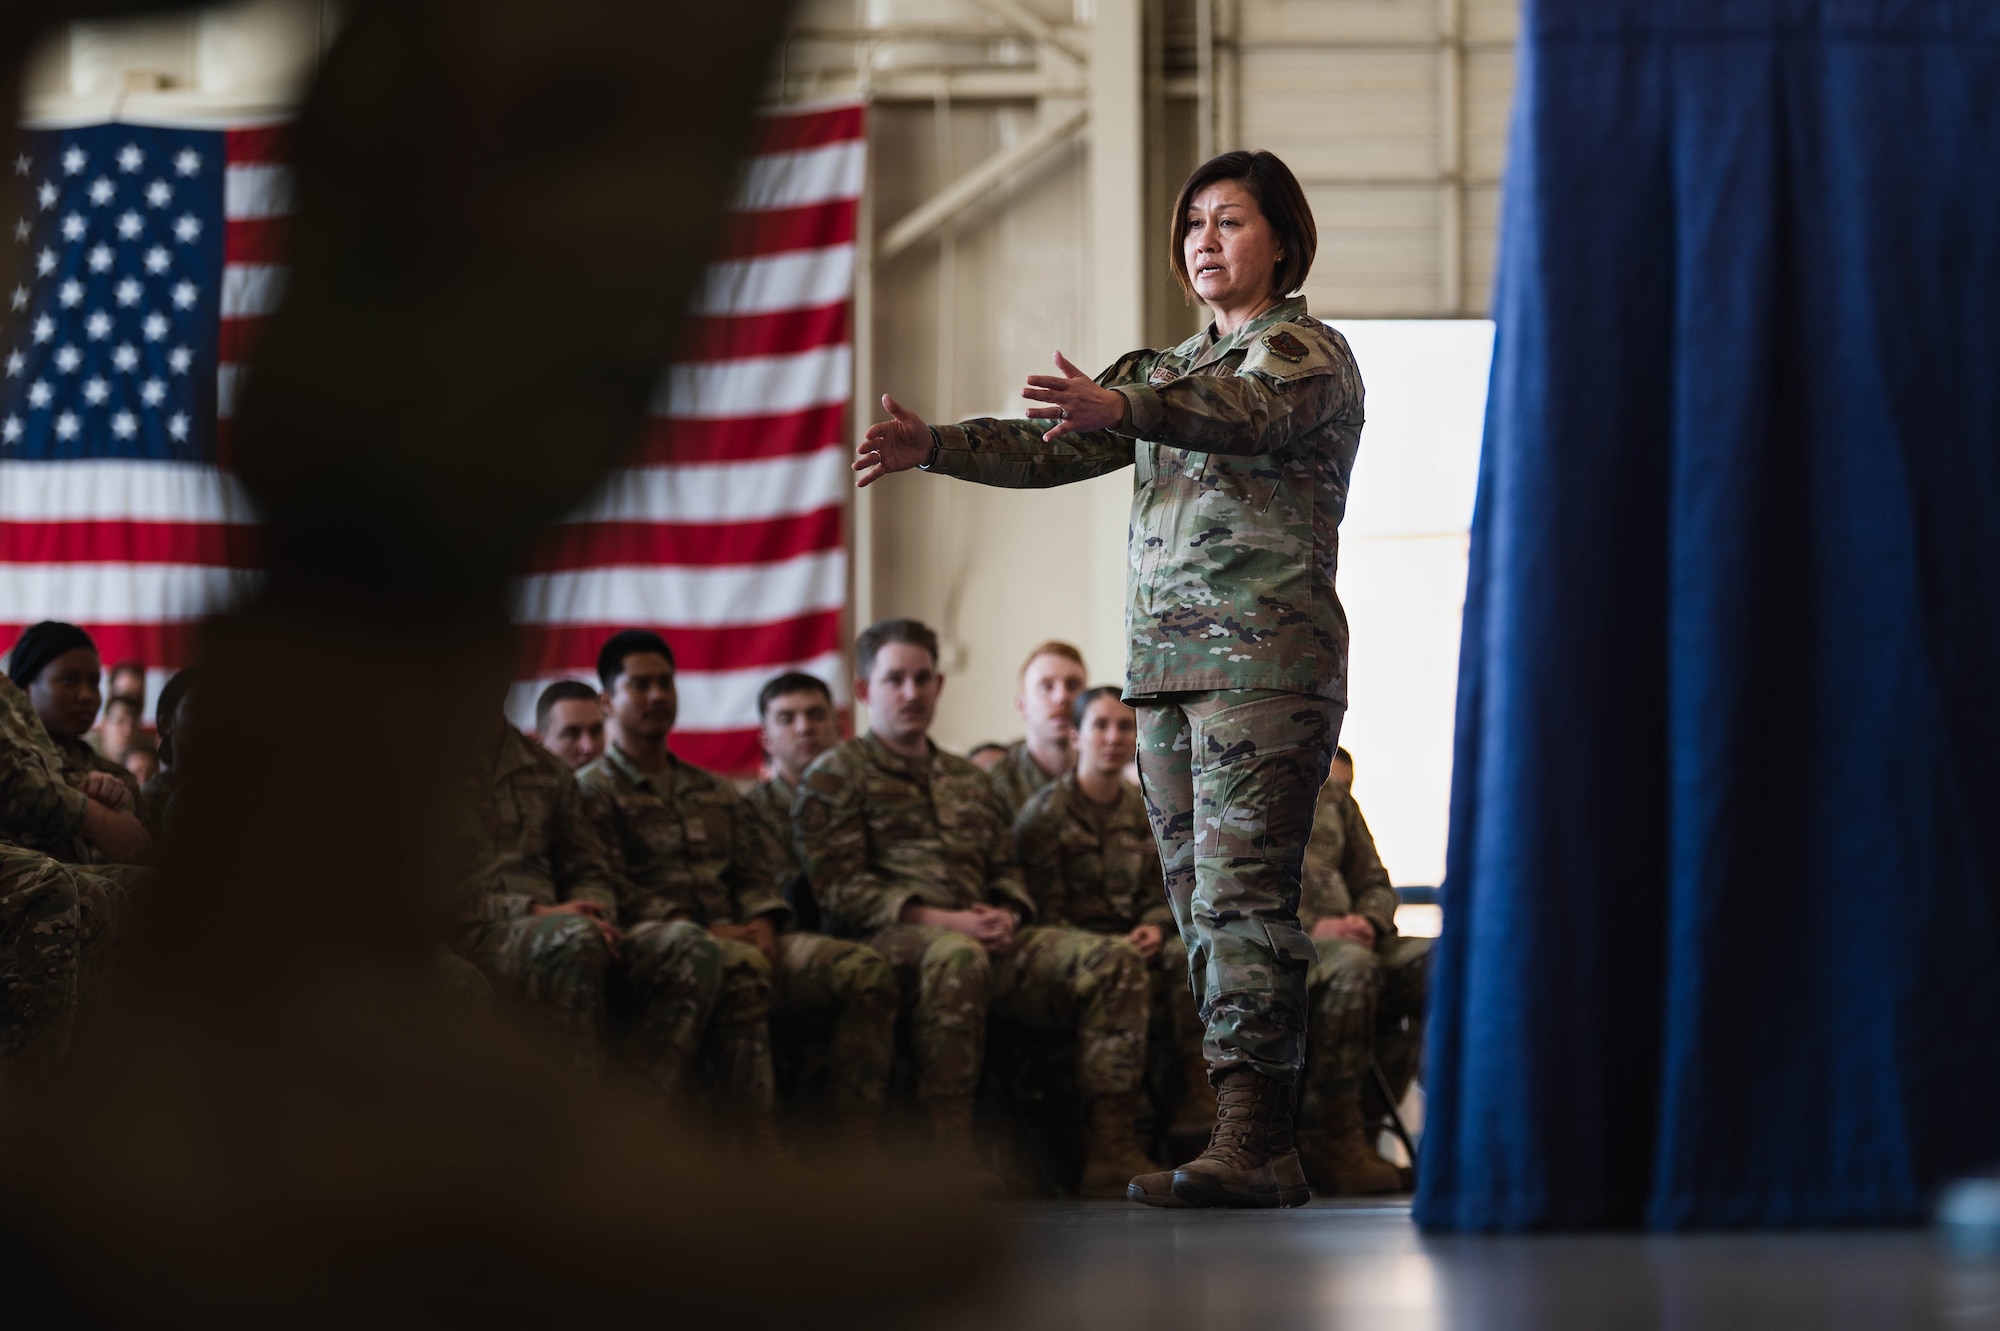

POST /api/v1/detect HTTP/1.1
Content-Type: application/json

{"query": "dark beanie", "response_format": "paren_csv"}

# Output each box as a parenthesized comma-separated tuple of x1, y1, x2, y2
(6, 621, 95, 689)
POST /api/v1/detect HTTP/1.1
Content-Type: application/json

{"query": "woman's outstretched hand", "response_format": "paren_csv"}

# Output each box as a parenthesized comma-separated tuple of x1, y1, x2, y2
(856, 394, 932, 488)
(1023, 351, 1128, 442)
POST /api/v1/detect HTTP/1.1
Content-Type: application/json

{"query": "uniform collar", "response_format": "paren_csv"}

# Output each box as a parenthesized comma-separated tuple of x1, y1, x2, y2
(862, 729, 938, 776)
(607, 739, 675, 795)
(1190, 295, 1311, 369)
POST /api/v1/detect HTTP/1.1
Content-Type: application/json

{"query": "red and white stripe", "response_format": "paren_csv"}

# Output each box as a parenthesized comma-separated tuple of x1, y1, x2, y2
(0, 124, 285, 722)
(0, 106, 862, 774)
(508, 101, 864, 773)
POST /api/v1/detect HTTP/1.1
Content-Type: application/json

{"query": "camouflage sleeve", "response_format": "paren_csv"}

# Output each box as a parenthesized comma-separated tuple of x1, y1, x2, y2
(1113, 335, 1360, 458)
(1011, 796, 1067, 924)
(794, 757, 914, 936)
(982, 786, 1037, 923)
(924, 348, 1161, 489)
(1341, 797, 1399, 942)
(0, 699, 90, 853)
(578, 778, 635, 902)
(724, 795, 797, 930)
(548, 774, 623, 916)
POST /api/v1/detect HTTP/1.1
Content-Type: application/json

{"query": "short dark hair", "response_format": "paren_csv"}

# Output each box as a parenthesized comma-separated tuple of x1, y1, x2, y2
(103, 693, 143, 720)
(1169, 150, 1317, 303)
(109, 658, 146, 684)
(1071, 685, 1128, 730)
(595, 630, 675, 692)
(854, 618, 939, 678)
(535, 679, 600, 732)
(757, 671, 833, 722)
(968, 742, 1007, 761)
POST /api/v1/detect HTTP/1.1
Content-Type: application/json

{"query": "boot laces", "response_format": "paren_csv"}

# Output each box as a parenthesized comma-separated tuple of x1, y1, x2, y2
(1195, 1081, 1269, 1169)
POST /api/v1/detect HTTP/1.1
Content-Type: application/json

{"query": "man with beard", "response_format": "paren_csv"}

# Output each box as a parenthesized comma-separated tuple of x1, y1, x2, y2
(580, 633, 898, 1161)
(986, 642, 1088, 821)
(793, 619, 1154, 1197)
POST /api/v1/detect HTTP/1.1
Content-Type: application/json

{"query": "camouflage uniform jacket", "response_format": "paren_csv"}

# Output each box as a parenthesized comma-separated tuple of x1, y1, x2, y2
(1299, 780, 1398, 942)
(987, 738, 1064, 821)
(1013, 772, 1171, 935)
(56, 733, 141, 801)
(794, 731, 1036, 937)
(0, 674, 90, 859)
(579, 743, 794, 930)
(451, 724, 622, 933)
(743, 774, 802, 878)
(926, 297, 1363, 705)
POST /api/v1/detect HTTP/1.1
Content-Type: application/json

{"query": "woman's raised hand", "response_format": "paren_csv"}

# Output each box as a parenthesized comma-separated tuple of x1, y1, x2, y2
(1023, 351, 1128, 442)
(855, 394, 932, 488)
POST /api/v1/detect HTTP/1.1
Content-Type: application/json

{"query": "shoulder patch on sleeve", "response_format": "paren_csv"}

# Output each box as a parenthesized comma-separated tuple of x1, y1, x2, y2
(1262, 330, 1309, 363)
(1240, 318, 1341, 382)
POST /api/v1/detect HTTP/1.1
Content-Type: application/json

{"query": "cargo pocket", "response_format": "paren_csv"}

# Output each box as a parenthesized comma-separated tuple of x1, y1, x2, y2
(1261, 920, 1318, 968)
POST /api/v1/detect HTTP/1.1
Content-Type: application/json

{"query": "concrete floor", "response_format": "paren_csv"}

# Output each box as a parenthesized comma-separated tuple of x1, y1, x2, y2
(941, 1199, 2000, 1330)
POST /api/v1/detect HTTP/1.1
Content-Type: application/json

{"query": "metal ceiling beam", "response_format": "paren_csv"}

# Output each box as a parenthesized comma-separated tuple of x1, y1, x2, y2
(877, 102, 1089, 261)
(962, 0, 1090, 64)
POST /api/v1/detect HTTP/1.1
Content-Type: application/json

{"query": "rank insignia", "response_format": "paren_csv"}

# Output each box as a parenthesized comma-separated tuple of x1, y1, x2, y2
(1262, 330, 1309, 363)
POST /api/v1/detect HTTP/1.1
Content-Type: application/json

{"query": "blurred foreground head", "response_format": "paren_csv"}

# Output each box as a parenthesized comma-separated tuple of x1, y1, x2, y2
(0, 2, 995, 1325)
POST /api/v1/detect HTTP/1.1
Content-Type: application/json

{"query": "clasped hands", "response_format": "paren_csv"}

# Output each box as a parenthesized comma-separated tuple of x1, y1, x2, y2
(855, 351, 1128, 488)
(905, 901, 1020, 955)
(1310, 914, 1378, 948)
(528, 902, 780, 967)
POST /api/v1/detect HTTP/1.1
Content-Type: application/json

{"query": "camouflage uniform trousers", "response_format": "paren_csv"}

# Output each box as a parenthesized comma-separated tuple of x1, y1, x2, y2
(466, 912, 613, 1079)
(1146, 933, 1202, 1071)
(468, 915, 779, 1118)
(614, 919, 775, 1118)
(770, 930, 898, 1117)
(1305, 934, 1431, 1101)
(0, 844, 83, 1081)
(865, 922, 1148, 1102)
(1136, 689, 1342, 1084)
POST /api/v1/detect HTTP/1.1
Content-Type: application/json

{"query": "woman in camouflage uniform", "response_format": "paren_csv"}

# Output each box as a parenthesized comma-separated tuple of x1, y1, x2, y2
(858, 151, 1361, 1209)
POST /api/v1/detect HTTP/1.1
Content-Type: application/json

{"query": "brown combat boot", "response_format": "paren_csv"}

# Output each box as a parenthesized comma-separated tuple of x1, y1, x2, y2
(1298, 1089, 1407, 1196)
(1167, 1051, 1219, 1145)
(1077, 1094, 1158, 1200)
(1169, 1067, 1311, 1208)
(929, 1096, 1005, 1196)
(1126, 1164, 1186, 1208)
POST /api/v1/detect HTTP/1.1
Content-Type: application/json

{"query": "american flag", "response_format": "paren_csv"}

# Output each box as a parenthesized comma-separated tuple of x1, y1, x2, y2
(0, 104, 862, 774)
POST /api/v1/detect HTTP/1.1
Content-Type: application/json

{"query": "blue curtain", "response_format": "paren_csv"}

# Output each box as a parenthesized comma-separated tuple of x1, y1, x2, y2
(1417, 0, 2000, 1231)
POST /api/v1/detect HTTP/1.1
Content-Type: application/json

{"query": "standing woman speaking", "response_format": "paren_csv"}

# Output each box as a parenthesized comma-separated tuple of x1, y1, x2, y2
(857, 151, 1362, 1210)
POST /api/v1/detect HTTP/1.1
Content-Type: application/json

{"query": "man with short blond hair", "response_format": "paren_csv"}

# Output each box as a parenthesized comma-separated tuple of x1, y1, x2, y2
(988, 640, 1088, 820)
